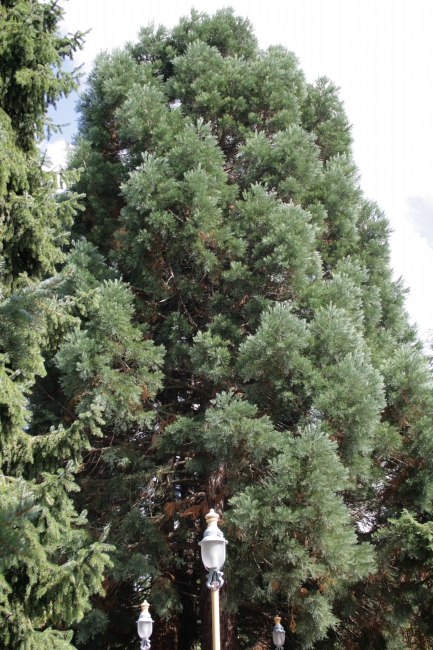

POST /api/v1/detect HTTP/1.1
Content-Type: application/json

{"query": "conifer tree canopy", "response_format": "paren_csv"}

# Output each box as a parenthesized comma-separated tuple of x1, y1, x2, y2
(17, 6, 433, 650)
(0, 3, 113, 648)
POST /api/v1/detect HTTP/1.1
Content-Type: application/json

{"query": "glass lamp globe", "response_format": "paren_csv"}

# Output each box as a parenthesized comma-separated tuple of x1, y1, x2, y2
(137, 601, 153, 640)
(198, 509, 228, 570)
(273, 616, 286, 648)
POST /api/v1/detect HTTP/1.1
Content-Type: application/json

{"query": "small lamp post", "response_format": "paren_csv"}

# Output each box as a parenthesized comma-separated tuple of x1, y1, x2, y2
(273, 615, 286, 650)
(198, 509, 228, 650)
(137, 600, 153, 649)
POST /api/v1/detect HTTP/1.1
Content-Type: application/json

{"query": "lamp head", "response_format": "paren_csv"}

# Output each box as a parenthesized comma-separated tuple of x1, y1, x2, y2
(198, 509, 228, 571)
(137, 600, 153, 641)
(273, 615, 285, 648)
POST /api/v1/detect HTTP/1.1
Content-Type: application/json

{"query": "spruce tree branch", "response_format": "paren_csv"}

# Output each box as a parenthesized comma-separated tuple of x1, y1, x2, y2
(239, 601, 281, 616)
(177, 590, 200, 599)
(173, 580, 200, 589)
(34, 382, 78, 421)
(167, 379, 210, 399)
(0, 535, 29, 557)
(164, 245, 198, 330)
(167, 478, 200, 484)
(159, 400, 197, 409)
(34, 300, 64, 318)
(167, 208, 184, 224)
(0, 498, 35, 523)
(168, 543, 200, 550)
(86, 443, 131, 453)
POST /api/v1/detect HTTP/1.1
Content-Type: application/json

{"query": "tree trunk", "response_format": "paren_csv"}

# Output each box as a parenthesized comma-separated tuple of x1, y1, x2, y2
(221, 608, 238, 650)
(177, 587, 198, 650)
(152, 613, 179, 650)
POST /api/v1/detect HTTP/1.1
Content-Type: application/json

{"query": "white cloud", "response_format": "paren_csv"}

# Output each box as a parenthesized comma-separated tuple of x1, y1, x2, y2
(40, 138, 68, 171)
(391, 218, 433, 342)
(407, 196, 433, 249)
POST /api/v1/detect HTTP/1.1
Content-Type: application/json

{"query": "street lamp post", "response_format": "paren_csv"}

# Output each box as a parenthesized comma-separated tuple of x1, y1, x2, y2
(198, 509, 228, 650)
(137, 600, 154, 649)
(272, 615, 286, 650)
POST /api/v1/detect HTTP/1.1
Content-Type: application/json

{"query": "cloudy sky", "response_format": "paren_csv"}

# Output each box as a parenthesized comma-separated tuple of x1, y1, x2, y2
(45, 0, 433, 341)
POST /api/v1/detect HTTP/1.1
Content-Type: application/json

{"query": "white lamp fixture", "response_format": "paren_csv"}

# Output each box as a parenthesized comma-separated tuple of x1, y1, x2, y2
(137, 600, 154, 649)
(273, 615, 286, 649)
(199, 509, 227, 578)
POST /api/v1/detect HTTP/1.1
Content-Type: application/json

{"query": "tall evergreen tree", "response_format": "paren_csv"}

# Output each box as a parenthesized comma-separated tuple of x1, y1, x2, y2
(0, 2, 119, 648)
(37, 8, 433, 649)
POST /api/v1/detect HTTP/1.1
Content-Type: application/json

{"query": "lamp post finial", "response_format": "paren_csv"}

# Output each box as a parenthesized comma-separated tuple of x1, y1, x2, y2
(205, 509, 220, 527)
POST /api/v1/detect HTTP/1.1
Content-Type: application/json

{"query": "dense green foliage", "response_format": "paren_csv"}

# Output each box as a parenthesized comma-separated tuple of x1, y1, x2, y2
(3, 5, 433, 650)
(0, 2, 112, 648)
(50, 9, 433, 650)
